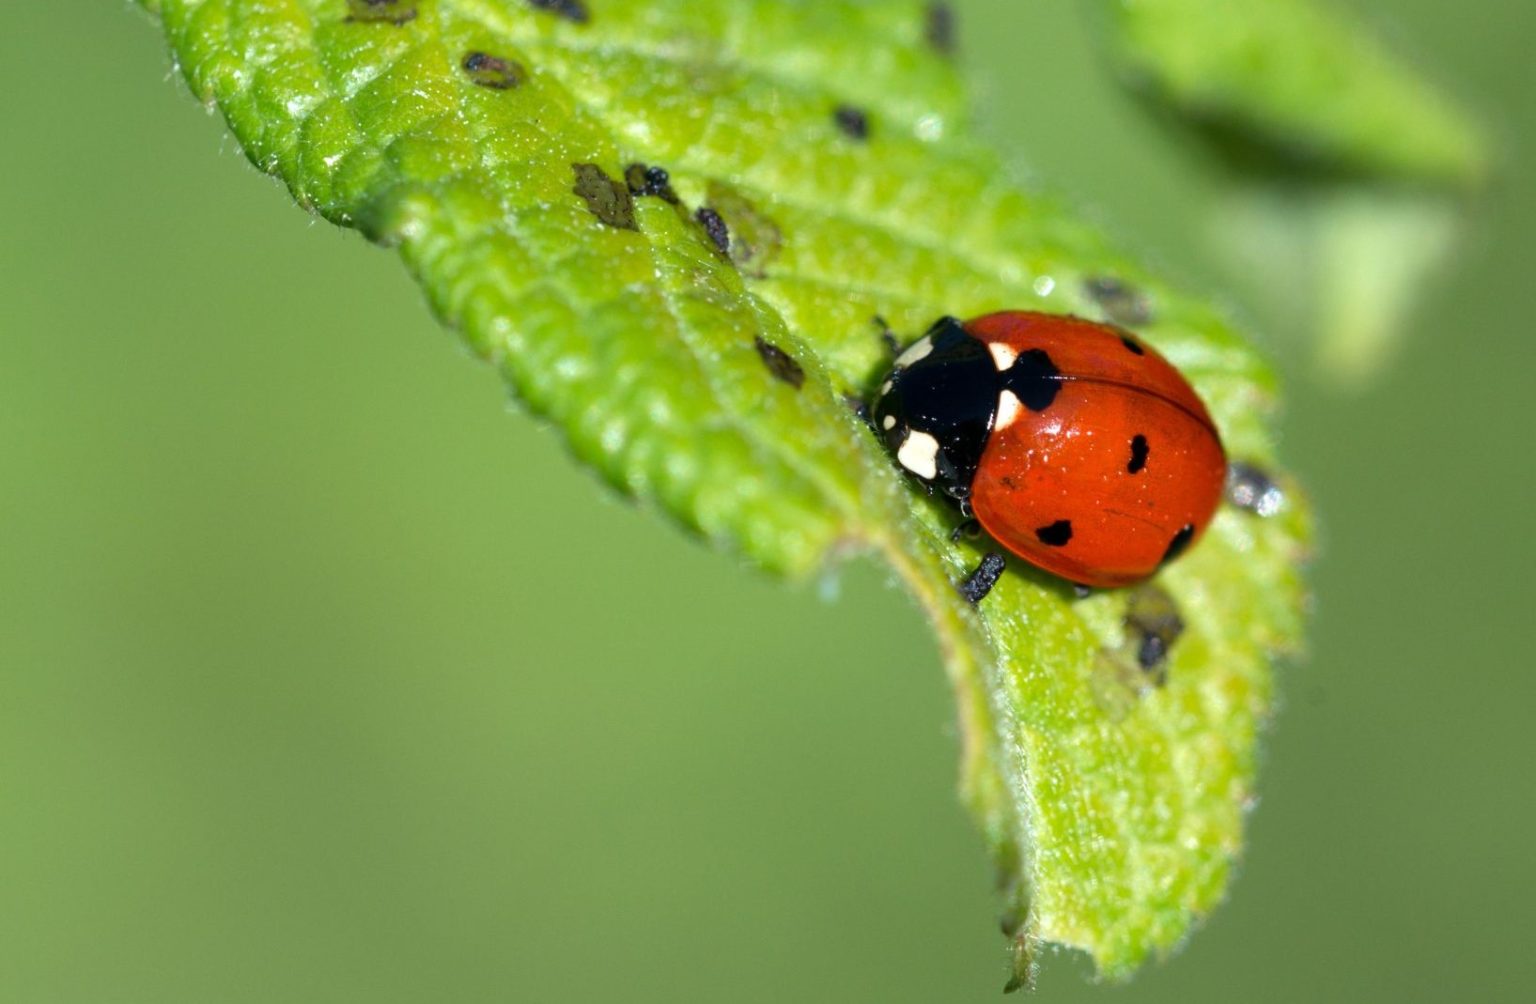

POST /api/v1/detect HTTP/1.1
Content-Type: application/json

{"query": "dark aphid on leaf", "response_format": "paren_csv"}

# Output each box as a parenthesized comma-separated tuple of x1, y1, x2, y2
(696, 207, 730, 255)
(833, 104, 870, 140)
(959, 552, 1007, 604)
(925, 2, 957, 55)
(526, 0, 589, 24)
(624, 163, 680, 204)
(872, 312, 1226, 589)
(461, 51, 524, 90)
(571, 163, 636, 230)
(754, 336, 805, 390)
(1083, 275, 1154, 326)
(1124, 584, 1186, 684)
(345, 0, 417, 24)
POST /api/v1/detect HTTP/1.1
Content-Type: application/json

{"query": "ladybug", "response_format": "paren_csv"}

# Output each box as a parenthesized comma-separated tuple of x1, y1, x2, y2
(872, 312, 1226, 590)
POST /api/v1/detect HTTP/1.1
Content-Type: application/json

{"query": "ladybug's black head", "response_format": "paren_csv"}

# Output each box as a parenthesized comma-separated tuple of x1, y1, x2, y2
(871, 317, 1000, 504)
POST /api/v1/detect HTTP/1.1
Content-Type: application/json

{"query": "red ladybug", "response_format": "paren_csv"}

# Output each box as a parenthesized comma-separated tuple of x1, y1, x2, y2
(872, 312, 1226, 590)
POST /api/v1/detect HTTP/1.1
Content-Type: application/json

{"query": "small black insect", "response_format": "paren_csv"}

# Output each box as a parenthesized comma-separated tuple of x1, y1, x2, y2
(926, 3, 957, 55)
(571, 163, 637, 230)
(1085, 275, 1154, 326)
(346, 0, 417, 24)
(461, 51, 524, 90)
(624, 163, 680, 204)
(833, 104, 870, 140)
(527, 0, 589, 24)
(959, 552, 1007, 604)
(754, 336, 806, 389)
(696, 207, 730, 255)
(1123, 584, 1185, 684)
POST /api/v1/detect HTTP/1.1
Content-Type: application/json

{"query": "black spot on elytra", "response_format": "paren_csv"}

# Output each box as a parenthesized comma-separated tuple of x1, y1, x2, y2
(1226, 462, 1285, 516)
(1161, 524, 1196, 565)
(527, 0, 589, 24)
(833, 104, 870, 140)
(346, 0, 417, 24)
(1035, 520, 1073, 547)
(1085, 275, 1154, 326)
(623, 163, 680, 204)
(696, 207, 730, 255)
(571, 164, 637, 230)
(925, 3, 956, 54)
(1120, 335, 1145, 356)
(754, 336, 805, 390)
(959, 552, 1006, 604)
(1128, 434, 1149, 474)
(461, 51, 524, 89)
(1004, 348, 1062, 411)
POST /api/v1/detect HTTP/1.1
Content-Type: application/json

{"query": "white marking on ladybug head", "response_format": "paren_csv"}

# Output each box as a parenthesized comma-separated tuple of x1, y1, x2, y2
(895, 337, 934, 368)
(881, 414, 897, 431)
(896, 430, 940, 481)
(994, 389, 1023, 431)
(880, 379, 893, 396)
(988, 341, 1018, 371)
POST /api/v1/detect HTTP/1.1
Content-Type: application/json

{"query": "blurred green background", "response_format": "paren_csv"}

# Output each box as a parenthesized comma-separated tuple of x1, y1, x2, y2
(2, 2, 1531, 1000)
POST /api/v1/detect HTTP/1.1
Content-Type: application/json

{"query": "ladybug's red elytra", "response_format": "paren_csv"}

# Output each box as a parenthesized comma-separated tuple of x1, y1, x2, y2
(872, 311, 1226, 590)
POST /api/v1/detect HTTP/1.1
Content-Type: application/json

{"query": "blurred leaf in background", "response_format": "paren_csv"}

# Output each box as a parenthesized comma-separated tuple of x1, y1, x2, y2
(0, 1, 1532, 1002)
(1099, 0, 1487, 388)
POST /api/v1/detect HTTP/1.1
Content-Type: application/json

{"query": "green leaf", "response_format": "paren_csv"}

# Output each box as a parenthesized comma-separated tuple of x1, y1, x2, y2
(1098, 0, 1487, 388)
(1207, 183, 1463, 387)
(1101, 0, 1486, 185)
(134, 0, 1310, 982)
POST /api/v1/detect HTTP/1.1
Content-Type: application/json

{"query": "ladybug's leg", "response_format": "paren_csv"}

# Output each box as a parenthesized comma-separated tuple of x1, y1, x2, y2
(844, 393, 873, 426)
(949, 518, 982, 543)
(958, 552, 1007, 605)
(872, 315, 901, 357)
